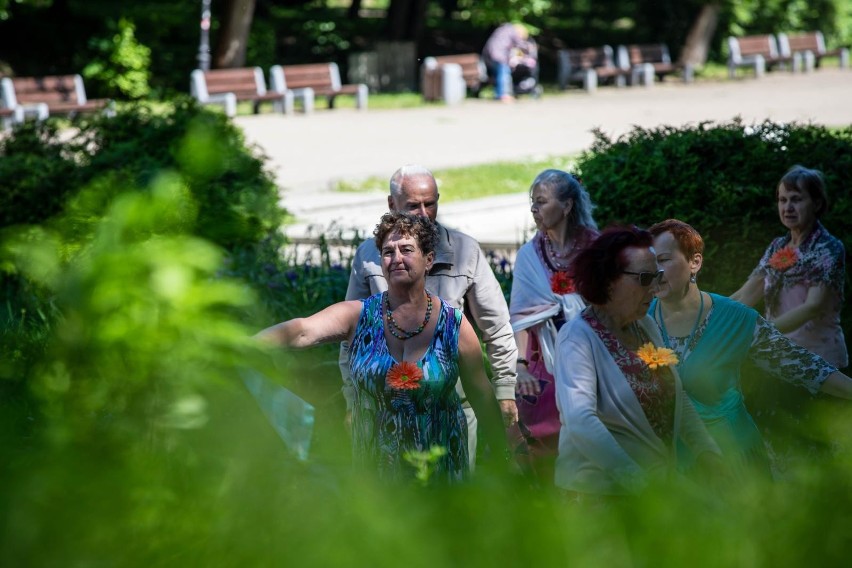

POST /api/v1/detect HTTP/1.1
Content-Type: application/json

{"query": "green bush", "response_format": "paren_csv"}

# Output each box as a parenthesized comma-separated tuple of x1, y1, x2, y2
(82, 18, 152, 100)
(0, 100, 283, 250)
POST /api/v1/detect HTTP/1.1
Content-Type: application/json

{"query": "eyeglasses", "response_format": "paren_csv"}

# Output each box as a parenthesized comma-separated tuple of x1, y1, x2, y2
(622, 270, 664, 287)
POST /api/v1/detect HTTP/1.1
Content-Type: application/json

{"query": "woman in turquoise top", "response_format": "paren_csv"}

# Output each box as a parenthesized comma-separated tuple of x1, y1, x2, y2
(648, 219, 852, 477)
(256, 211, 505, 482)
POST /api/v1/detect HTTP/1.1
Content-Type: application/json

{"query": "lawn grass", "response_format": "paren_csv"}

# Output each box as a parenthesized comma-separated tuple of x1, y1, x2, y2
(334, 155, 581, 202)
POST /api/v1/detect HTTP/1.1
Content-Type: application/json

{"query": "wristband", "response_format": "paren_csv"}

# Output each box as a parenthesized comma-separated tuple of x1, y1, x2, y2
(517, 358, 529, 367)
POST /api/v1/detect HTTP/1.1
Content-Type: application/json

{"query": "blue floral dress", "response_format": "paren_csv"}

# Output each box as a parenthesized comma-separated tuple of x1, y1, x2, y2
(348, 292, 468, 482)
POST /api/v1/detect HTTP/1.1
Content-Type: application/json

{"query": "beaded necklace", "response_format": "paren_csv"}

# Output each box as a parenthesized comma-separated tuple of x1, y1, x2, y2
(543, 233, 574, 270)
(384, 291, 433, 340)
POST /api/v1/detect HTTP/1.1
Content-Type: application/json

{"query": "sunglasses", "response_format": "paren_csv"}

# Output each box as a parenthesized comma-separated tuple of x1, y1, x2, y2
(622, 269, 664, 287)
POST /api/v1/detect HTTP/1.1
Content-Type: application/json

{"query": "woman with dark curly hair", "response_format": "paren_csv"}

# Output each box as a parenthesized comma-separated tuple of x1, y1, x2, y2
(733, 165, 847, 368)
(553, 226, 722, 495)
(256, 211, 505, 482)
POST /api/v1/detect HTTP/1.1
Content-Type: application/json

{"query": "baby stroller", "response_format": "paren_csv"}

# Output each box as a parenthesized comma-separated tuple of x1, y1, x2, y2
(509, 39, 543, 98)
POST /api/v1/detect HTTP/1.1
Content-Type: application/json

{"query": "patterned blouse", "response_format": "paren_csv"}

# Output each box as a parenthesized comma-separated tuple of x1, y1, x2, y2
(751, 221, 847, 367)
(753, 221, 845, 315)
(582, 310, 676, 444)
(667, 303, 834, 394)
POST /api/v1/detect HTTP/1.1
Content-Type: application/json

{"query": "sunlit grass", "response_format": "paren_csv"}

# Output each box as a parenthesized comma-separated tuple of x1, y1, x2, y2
(334, 156, 581, 201)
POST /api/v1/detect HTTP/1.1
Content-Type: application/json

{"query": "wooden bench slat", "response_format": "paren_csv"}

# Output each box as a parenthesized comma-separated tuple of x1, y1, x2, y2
(7, 74, 113, 117)
(277, 63, 367, 109)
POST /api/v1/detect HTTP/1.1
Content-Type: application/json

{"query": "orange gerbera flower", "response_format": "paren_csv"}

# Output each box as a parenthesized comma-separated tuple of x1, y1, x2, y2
(550, 272, 576, 295)
(768, 247, 798, 271)
(636, 342, 679, 370)
(386, 361, 423, 390)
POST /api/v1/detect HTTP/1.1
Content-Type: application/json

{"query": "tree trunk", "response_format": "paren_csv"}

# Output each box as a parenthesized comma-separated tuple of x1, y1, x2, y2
(347, 0, 362, 20)
(386, 0, 428, 43)
(213, 0, 256, 69)
(678, 4, 720, 66)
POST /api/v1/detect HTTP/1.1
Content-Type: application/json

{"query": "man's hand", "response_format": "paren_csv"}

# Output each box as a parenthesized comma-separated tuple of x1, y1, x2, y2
(516, 367, 541, 396)
(499, 399, 518, 428)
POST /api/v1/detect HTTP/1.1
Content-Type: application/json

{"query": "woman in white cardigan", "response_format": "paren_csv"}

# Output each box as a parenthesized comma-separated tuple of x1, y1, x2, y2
(509, 170, 598, 484)
(554, 226, 722, 495)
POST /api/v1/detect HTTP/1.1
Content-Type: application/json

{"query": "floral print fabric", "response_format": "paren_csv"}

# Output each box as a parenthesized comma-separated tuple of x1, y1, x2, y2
(751, 221, 847, 367)
(582, 310, 676, 445)
(348, 293, 468, 482)
(754, 221, 845, 314)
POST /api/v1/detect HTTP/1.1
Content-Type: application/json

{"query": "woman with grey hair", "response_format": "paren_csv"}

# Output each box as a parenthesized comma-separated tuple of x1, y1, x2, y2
(508, 169, 599, 483)
(733, 165, 847, 368)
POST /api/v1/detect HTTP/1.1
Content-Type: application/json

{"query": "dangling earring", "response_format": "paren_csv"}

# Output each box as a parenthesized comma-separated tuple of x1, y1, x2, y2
(689, 273, 697, 284)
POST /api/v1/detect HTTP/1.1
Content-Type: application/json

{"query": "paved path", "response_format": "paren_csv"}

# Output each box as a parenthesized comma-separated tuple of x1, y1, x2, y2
(235, 69, 852, 247)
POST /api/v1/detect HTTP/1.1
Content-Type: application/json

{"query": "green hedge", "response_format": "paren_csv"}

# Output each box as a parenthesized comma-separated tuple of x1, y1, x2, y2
(0, 99, 283, 249)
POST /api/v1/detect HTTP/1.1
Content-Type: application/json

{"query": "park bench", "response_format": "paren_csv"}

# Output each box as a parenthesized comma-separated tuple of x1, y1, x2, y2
(3, 74, 113, 118)
(557, 46, 630, 92)
(269, 63, 368, 111)
(420, 53, 487, 104)
(190, 67, 298, 118)
(617, 43, 694, 84)
(0, 104, 23, 131)
(726, 34, 798, 78)
(777, 31, 850, 70)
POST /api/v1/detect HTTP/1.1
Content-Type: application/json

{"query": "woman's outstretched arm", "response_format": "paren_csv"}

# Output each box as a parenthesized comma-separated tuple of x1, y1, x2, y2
(256, 301, 362, 349)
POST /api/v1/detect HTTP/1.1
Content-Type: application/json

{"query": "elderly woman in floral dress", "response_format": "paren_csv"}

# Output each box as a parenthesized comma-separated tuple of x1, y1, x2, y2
(732, 165, 847, 368)
(508, 170, 598, 484)
(256, 211, 505, 482)
(554, 226, 722, 495)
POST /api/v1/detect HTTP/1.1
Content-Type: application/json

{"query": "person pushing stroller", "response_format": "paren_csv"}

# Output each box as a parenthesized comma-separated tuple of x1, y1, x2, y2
(482, 23, 541, 102)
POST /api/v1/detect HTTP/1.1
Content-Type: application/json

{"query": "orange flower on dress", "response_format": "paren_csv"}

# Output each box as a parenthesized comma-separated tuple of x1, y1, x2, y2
(636, 342, 679, 370)
(550, 272, 575, 295)
(768, 247, 798, 271)
(386, 361, 423, 390)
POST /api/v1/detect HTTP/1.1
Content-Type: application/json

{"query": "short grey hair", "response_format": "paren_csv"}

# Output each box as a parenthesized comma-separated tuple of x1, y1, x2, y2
(530, 169, 598, 230)
(389, 164, 436, 197)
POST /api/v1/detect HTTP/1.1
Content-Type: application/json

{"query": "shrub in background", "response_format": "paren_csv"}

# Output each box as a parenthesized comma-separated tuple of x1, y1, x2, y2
(0, 100, 283, 250)
(82, 18, 152, 100)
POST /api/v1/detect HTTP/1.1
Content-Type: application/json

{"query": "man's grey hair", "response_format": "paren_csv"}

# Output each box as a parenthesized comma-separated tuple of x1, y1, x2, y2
(389, 164, 436, 197)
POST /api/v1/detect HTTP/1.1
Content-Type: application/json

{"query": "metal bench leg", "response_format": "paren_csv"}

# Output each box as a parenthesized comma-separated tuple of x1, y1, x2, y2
(803, 51, 816, 73)
(441, 63, 466, 105)
(356, 84, 368, 110)
(632, 63, 654, 87)
(273, 91, 294, 115)
(792, 52, 803, 73)
(754, 55, 766, 77)
(583, 69, 597, 93)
